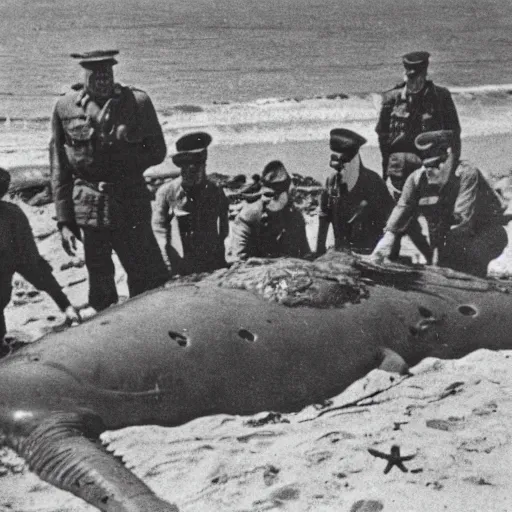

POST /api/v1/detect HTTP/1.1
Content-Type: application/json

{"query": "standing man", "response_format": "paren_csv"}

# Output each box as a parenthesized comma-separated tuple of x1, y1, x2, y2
(375, 51, 461, 180)
(316, 128, 394, 256)
(231, 160, 310, 260)
(0, 168, 80, 355)
(50, 50, 169, 312)
(152, 132, 229, 275)
(371, 130, 507, 277)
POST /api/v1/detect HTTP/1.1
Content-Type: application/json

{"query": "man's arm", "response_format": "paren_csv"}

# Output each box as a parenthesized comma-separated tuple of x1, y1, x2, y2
(375, 94, 394, 178)
(218, 187, 230, 242)
(136, 94, 167, 170)
(151, 185, 173, 271)
(451, 166, 479, 234)
(384, 171, 419, 234)
(50, 103, 76, 230)
(230, 209, 256, 261)
(12, 206, 71, 311)
(316, 181, 332, 255)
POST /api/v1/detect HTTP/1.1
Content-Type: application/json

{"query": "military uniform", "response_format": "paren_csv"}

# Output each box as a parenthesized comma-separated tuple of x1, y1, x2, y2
(0, 201, 71, 340)
(152, 177, 229, 275)
(385, 160, 507, 276)
(376, 52, 461, 179)
(317, 128, 394, 255)
(231, 199, 310, 260)
(50, 52, 168, 311)
(318, 166, 394, 254)
(231, 160, 310, 260)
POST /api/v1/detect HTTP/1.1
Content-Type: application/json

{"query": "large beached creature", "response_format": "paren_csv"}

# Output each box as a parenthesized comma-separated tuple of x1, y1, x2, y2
(1, 251, 511, 511)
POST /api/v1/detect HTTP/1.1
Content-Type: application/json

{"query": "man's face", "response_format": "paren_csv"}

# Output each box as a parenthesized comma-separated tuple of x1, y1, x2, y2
(424, 154, 450, 186)
(261, 188, 289, 212)
(329, 152, 353, 173)
(84, 65, 115, 99)
(404, 68, 427, 94)
(181, 162, 206, 189)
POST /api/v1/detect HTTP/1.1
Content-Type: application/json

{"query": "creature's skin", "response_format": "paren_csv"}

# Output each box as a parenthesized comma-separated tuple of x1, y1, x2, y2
(1, 251, 511, 512)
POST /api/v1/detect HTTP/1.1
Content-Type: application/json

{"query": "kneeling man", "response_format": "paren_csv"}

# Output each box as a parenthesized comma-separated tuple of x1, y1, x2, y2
(371, 130, 507, 277)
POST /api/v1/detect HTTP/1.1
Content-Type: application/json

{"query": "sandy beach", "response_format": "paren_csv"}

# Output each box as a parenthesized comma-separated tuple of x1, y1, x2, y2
(1, 124, 512, 511)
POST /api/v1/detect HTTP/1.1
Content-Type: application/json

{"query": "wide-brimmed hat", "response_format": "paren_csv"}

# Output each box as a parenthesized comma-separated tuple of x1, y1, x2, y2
(171, 131, 212, 168)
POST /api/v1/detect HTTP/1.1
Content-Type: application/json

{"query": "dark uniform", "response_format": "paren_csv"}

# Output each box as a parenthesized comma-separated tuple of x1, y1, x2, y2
(152, 177, 229, 275)
(0, 194, 72, 342)
(375, 51, 461, 179)
(231, 161, 310, 260)
(317, 128, 394, 255)
(50, 50, 168, 311)
(383, 133, 507, 277)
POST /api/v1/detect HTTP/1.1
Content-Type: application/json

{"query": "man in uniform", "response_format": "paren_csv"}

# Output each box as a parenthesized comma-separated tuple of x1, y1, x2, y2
(50, 50, 169, 312)
(375, 51, 461, 180)
(371, 130, 507, 277)
(152, 132, 229, 275)
(316, 128, 394, 256)
(0, 168, 80, 355)
(231, 160, 310, 260)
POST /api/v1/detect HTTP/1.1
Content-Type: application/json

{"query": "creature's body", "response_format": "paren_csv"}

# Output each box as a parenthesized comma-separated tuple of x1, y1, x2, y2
(1, 251, 512, 511)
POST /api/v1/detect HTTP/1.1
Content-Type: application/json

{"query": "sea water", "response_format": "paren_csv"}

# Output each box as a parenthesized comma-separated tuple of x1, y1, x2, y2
(2, 0, 512, 167)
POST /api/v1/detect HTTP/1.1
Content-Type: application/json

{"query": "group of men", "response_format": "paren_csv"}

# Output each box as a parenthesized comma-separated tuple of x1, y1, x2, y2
(0, 49, 508, 350)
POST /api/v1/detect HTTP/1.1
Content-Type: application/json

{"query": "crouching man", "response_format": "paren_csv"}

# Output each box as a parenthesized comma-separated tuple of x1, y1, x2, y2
(371, 130, 507, 277)
(231, 161, 310, 260)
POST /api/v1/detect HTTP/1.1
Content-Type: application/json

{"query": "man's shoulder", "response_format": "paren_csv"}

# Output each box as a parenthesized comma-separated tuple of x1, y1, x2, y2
(381, 85, 404, 104)
(156, 178, 182, 199)
(455, 160, 479, 178)
(360, 166, 386, 185)
(54, 89, 81, 111)
(122, 85, 151, 102)
(429, 82, 453, 99)
(238, 200, 263, 224)
(0, 200, 27, 220)
(205, 178, 224, 192)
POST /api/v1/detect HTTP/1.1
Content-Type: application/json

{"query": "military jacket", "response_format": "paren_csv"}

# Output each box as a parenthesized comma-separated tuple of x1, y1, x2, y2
(319, 166, 394, 254)
(50, 84, 166, 229)
(375, 81, 461, 175)
(385, 160, 505, 250)
(231, 198, 310, 260)
(152, 177, 229, 274)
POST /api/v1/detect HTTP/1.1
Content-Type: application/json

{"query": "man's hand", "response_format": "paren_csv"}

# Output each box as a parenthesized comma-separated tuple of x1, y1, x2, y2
(369, 231, 396, 262)
(60, 226, 79, 256)
(64, 305, 82, 326)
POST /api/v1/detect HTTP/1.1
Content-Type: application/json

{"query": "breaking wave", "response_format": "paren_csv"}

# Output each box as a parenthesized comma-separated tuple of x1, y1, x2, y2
(2, 84, 512, 156)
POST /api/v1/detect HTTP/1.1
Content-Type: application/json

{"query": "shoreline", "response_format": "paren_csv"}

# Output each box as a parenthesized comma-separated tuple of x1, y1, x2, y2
(5, 132, 512, 192)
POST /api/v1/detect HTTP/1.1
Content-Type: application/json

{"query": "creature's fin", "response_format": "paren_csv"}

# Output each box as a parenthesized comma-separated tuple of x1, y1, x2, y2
(378, 347, 410, 375)
(17, 410, 179, 512)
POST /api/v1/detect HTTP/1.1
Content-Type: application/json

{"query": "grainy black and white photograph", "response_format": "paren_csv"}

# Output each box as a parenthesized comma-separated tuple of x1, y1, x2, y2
(1, 0, 512, 510)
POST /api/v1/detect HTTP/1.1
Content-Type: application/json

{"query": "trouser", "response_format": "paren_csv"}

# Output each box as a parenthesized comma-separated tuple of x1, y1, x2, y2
(439, 223, 508, 277)
(82, 220, 168, 311)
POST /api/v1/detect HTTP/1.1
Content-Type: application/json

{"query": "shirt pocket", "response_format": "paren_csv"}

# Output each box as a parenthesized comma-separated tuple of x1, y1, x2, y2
(62, 117, 96, 170)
